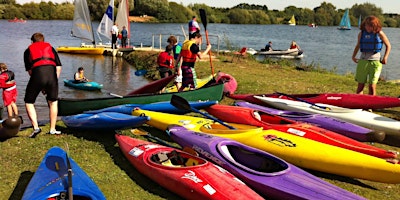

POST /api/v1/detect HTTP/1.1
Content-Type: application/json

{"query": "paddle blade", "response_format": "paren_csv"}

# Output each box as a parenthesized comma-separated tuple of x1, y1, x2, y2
(134, 69, 147, 76)
(170, 94, 192, 111)
(199, 9, 207, 30)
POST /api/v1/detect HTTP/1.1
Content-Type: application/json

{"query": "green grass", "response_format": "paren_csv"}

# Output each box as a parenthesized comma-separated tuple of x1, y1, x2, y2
(1, 52, 400, 199)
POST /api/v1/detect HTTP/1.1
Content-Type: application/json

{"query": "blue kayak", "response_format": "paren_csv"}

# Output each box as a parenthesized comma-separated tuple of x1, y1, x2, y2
(64, 79, 103, 91)
(62, 112, 150, 130)
(22, 146, 106, 200)
(84, 100, 218, 115)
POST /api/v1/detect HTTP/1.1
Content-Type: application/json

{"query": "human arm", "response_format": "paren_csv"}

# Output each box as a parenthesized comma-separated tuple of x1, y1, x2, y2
(196, 43, 212, 60)
(351, 32, 361, 63)
(379, 31, 391, 64)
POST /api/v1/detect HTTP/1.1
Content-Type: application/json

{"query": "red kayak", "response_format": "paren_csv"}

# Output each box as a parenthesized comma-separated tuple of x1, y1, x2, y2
(126, 75, 175, 95)
(205, 104, 397, 159)
(228, 93, 400, 109)
(115, 134, 263, 200)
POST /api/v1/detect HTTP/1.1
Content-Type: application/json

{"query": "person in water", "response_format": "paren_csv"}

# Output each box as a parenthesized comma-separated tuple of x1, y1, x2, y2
(351, 15, 391, 96)
(0, 63, 19, 118)
(74, 67, 88, 83)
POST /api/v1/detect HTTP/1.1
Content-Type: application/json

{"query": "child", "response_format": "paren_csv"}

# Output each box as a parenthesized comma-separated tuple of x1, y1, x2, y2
(0, 63, 18, 118)
(74, 67, 89, 83)
(157, 45, 174, 78)
(167, 35, 182, 89)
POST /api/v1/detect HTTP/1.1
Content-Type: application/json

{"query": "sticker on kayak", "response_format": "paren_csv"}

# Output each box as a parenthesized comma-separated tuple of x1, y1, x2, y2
(178, 120, 196, 129)
(287, 128, 306, 136)
(264, 135, 296, 147)
(203, 184, 216, 195)
(182, 170, 202, 183)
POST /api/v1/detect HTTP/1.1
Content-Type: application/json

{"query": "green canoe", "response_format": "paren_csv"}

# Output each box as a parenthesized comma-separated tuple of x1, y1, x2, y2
(58, 83, 224, 116)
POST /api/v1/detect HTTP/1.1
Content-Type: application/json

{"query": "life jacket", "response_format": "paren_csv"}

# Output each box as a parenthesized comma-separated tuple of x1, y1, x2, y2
(0, 71, 16, 88)
(180, 40, 197, 63)
(74, 72, 84, 80)
(157, 52, 173, 69)
(28, 42, 57, 68)
(188, 20, 198, 33)
(360, 31, 383, 53)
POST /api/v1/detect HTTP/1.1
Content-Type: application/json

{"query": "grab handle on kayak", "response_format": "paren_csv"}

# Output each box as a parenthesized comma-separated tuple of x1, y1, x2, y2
(170, 95, 236, 129)
(274, 92, 331, 110)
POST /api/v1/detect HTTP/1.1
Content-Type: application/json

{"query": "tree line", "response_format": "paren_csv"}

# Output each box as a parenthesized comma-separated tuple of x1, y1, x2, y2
(1, 0, 399, 27)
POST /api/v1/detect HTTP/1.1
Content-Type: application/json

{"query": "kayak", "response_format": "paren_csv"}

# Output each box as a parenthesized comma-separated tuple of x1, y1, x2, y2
(235, 101, 384, 142)
(167, 125, 366, 200)
(22, 146, 106, 200)
(228, 93, 400, 109)
(63, 79, 103, 91)
(127, 75, 176, 95)
(205, 104, 397, 159)
(58, 83, 224, 116)
(84, 100, 218, 115)
(254, 96, 400, 139)
(132, 109, 400, 183)
(61, 112, 149, 130)
(215, 72, 237, 95)
(115, 134, 263, 200)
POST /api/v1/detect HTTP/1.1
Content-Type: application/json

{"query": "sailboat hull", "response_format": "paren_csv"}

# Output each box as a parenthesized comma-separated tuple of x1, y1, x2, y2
(57, 46, 105, 55)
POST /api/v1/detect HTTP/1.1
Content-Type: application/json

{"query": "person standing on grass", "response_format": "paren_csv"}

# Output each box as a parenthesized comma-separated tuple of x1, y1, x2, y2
(24, 32, 62, 138)
(352, 15, 391, 96)
(167, 35, 182, 89)
(176, 32, 211, 92)
(0, 63, 19, 118)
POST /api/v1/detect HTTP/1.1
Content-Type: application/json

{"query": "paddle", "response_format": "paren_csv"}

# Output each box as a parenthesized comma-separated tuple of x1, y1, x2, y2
(134, 69, 147, 76)
(170, 94, 236, 129)
(109, 93, 124, 98)
(274, 92, 331, 110)
(65, 144, 73, 200)
(199, 9, 215, 76)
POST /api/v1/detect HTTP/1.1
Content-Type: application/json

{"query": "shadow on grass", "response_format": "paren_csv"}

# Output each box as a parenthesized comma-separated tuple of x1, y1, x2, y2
(64, 125, 183, 200)
(9, 171, 34, 200)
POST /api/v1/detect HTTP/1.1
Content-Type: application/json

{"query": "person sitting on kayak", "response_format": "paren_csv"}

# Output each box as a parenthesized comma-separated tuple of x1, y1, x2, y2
(74, 67, 88, 83)
(262, 41, 273, 51)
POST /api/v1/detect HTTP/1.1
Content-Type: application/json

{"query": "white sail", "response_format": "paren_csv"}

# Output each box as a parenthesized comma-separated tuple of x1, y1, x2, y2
(71, 0, 95, 44)
(97, 0, 114, 40)
(115, 0, 130, 38)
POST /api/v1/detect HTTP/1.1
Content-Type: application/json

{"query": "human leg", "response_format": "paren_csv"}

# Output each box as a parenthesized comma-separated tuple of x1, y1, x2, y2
(26, 103, 38, 129)
(367, 61, 382, 96)
(48, 100, 60, 134)
(369, 84, 377, 95)
(356, 83, 365, 94)
(355, 60, 368, 94)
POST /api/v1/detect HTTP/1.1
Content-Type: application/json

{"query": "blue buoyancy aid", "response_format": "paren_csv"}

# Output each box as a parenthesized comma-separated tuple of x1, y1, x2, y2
(360, 31, 383, 53)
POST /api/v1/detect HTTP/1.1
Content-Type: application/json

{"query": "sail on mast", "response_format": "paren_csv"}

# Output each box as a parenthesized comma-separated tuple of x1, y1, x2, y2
(71, 0, 95, 44)
(115, 0, 130, 39)
(97, 0, 114, 40)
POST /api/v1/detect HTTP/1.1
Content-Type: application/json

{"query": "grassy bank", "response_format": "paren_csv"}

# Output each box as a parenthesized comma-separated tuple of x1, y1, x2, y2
(1, 51, 400, 199)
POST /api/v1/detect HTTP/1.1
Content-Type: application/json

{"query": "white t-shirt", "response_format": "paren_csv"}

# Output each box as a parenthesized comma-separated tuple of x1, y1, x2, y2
(111, 25, 119, 35)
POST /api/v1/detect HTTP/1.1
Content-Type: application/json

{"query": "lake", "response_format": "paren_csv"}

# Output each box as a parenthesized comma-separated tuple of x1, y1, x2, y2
(0, 20, 399, 121)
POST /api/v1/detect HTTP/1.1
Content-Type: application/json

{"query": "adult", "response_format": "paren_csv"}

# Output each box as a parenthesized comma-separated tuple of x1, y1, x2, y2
(176, 32, 211, 92)
(167, 35, 182, 89)
(24, 32, 62, 138)
(264, 41, 273, 51)
(111, 23, 119, 49)
(351, 16, 391, 96)
(121, 26, 128, 48)
(188, 16, 200, 35)
(74, 67, 88, 83)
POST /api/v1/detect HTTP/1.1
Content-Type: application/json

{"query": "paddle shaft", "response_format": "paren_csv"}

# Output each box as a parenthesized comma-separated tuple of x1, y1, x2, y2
(65, 154, 73, 200)
(199, 9, 215, 76)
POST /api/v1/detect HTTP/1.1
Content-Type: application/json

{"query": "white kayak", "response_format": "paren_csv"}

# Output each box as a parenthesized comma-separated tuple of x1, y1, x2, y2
(254, 96, 400, 138)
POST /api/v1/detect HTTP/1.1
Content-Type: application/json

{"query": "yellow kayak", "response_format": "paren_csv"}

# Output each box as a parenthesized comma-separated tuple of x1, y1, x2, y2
(164, 74, 214, 93)
(132, 109, 400, 184)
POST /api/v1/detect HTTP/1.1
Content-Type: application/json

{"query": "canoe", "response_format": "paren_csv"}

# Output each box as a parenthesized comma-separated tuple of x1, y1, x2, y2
(61, 112, 149, 130)
(58, 83, 224, 116)
(205, 104, 396, 159)
(115, 134, 263, 200)
(167, 125, 366, 200)
(56, 46, 105, 55)
(22, 146, 106, 200)
(132, 109, 400, 183)
(64, 79, 103, 91)
(127, 75, 176, 95)
(255, 93, 400, 109)
(254, 96, 400, 139)
(84, 100, 218, 115)
(235, 101, 384, 142)
(164, 74, 214, 93)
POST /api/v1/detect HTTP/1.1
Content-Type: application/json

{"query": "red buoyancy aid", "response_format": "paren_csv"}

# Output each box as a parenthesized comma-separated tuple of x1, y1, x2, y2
(157, 52, 174, 69)
(28, 42, 57, 68)
(0, 71, 16, 88)
(180, 40, 197, 63)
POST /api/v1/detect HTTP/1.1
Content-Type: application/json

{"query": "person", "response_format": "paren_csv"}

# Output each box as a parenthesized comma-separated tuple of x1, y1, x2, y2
(74, 67, 88, 83)
(24, 32, 62, 138)
(111, 23, 119, 49)
(264, 41, 273, 51)
(351, 15, 391, 96)
(188, 16, 200, 35)
(289, 40, 301, 50)
(157, 45, 174, 78)
(0, 63, 19, 118)
(167, 35, 182, 89)
(121, 26, 128, 48)
(176, 32, 211, 92)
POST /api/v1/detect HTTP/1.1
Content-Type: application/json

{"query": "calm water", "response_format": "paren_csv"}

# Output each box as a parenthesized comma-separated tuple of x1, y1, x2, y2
(1, 20, 399, 120)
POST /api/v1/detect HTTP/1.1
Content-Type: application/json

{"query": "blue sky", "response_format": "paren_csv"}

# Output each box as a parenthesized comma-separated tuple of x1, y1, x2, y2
(16, 0, 400, 14)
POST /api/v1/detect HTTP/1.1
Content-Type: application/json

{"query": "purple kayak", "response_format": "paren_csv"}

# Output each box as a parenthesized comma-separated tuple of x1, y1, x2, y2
(167, 125, 365, 200)
(235, 101, 385, 142)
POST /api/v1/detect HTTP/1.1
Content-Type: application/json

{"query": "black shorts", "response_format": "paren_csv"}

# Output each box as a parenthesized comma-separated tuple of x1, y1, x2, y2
(24, 65, 59, 103)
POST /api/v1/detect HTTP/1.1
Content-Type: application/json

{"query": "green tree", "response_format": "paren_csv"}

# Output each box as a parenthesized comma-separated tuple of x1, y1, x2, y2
(0, 4, 25, 19)
(228, 8, 251, 24)
(20, 3, 42, 19)
(168, 2, 193, 23)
